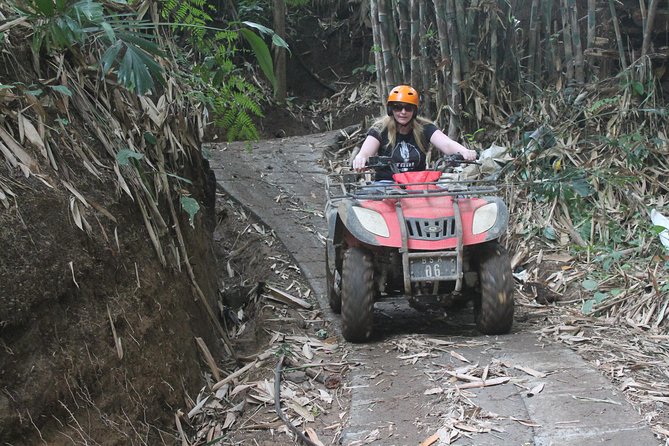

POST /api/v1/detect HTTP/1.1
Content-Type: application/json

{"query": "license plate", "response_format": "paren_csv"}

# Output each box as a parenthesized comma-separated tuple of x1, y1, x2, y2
(409, 256, 457, 280)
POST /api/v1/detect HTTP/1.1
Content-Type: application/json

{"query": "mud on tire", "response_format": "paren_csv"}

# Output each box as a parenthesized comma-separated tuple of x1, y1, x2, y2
(325, 245, 341, 313)
(473, 242, 514, 335)
(341, 247, 375, 342)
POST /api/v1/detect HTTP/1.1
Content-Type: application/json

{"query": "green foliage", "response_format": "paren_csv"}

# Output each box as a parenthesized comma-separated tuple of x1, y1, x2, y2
(50, 85, 72, 96)
(116, 148, 144, 165)
(180, 195, 200, 228)
(352, 64, 376, 76)
(606, 131, 650, 168)
(164, 16, 275, 142)
(580, 278, 611, 315)
(463, 128, 485, 143)
(160, 0, 212, 40)
(13, 0, 165, 94)
(588, 97, 619, 114)
(239, 27, 276, 91)
(215, 89, 263, 141)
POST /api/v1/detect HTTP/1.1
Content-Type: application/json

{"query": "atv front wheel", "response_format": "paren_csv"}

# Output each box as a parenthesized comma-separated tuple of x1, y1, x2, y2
(325, 245, 341, 313)
(473, 242, 514, 335)
(341, 247, 375, 342)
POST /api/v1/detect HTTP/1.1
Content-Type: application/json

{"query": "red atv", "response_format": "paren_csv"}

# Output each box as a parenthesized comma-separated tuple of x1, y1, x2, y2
(325, 155, 514, 342)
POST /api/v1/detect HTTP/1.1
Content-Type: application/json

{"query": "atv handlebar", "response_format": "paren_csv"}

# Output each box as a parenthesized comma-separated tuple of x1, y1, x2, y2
(434, 154, 480, 172)
(364, 154, 479, 173)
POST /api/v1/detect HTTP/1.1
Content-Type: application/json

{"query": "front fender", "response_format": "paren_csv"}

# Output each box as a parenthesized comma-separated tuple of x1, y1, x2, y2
(472, 196, 509, 241)
(335, 201, 387, 247)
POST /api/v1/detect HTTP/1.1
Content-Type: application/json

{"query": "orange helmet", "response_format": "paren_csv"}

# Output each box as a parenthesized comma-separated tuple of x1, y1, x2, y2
(386, 85, 419, 116)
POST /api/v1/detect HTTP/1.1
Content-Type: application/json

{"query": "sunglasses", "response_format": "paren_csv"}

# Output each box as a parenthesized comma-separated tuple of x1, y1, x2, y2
(390, 103, 415, 112)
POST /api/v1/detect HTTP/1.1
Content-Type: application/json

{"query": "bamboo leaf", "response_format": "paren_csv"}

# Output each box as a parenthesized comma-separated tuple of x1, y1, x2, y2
(50, 85, 72, 96)
(570, 178, 594, 197)
(116, 148, 144, 165)
(582, 279, 598, 291)
(582, 299, 594, 314)
(180, 195, 200, 227)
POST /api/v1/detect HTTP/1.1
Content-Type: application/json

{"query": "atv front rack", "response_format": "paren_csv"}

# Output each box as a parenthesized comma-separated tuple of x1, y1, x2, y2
(325, 172, 499, 201)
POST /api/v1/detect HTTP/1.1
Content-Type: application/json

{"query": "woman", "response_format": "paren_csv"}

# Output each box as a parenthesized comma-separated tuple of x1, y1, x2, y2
(352, 85, 476, 180)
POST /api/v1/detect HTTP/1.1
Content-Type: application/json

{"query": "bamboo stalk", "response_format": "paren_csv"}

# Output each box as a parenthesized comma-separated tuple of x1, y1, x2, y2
(489, 2, 498, 109)
(445, 0, 461, 138)
(453, 0, 469, 76)
(528, 0, 541, 84)
(432, 0, 450, 125)
(543, 1, 558, 82)
(587, 0, 596, 50)
(432, 0, 449, 69)
(569, 0, 585, 84)
(378, 0, 397, 87)
(410, 0, 421, 89)
(397, 0, 412, 81)
(370, 0, 387, 105)
(389, 0, 402, 83)
(608, 0, 628, 69)
(642, 0, 659, 57)
(419, 0, 432, 116)
(561, 0, 575, 83)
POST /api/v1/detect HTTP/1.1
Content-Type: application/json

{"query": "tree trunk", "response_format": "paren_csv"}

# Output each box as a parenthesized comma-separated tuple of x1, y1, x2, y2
(272, 0, 286, 103)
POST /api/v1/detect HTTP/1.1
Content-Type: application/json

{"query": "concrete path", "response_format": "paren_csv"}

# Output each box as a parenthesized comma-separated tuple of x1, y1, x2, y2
(208, 132, 658, 445)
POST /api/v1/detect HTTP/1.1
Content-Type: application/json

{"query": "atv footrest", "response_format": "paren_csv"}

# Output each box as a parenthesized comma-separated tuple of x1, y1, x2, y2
(407, 251, 459, 281)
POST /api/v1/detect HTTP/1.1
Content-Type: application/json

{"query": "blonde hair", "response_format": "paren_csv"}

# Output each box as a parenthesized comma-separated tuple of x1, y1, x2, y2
(371, 115, 434, 153)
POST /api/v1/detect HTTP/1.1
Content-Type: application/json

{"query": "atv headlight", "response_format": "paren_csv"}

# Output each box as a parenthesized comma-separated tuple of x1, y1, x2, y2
(472, 203, 498, 235)
(352, 207, 389, 237)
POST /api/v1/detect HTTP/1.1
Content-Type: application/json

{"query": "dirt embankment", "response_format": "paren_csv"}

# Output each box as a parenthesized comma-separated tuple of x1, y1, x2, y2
(0, 144, 225, 444)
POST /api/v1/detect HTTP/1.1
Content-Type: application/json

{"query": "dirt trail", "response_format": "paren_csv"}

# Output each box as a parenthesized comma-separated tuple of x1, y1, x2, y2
(208, 132, 659, 445)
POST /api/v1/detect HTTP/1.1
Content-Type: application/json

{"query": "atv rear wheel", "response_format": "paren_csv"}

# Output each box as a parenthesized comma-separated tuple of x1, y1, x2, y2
(341, 247, 375, 342)
(325, 245, 341, 313)
(473, 242, 514, 335)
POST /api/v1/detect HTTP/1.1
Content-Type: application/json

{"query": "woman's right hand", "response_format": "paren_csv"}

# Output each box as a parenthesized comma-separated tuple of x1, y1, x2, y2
(352, 154, 368, 171)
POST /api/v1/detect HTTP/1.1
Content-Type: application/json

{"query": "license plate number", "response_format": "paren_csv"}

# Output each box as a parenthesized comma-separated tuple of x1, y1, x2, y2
(409, 256, 456, 280)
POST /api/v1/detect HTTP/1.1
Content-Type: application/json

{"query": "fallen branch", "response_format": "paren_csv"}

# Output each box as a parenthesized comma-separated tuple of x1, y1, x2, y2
(212, 360, 260, 391)
(266, 284, 313, 309)
(456, 376, 510, 390)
